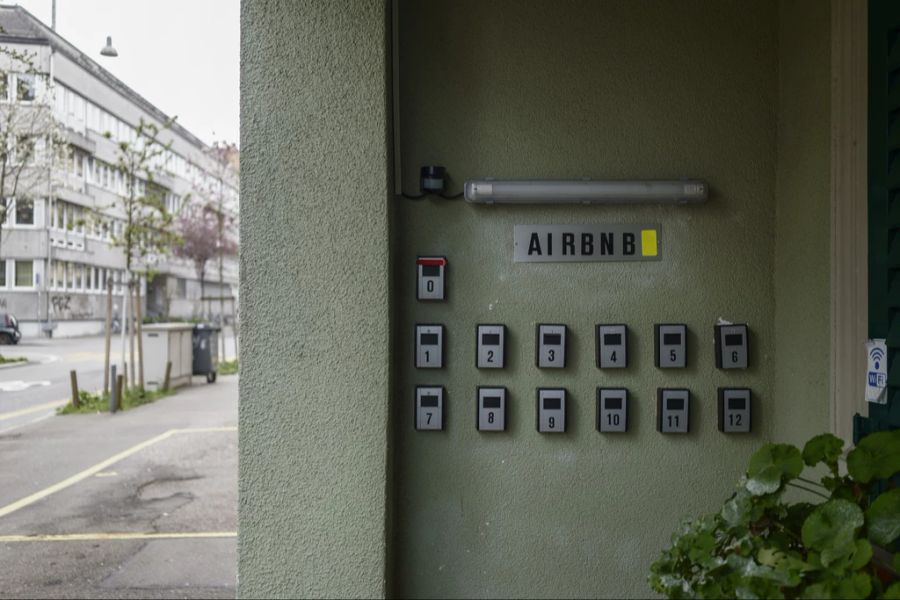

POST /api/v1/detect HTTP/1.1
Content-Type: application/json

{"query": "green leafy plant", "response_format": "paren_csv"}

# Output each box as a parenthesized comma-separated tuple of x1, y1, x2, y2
(649, 431, 900, 599)
(219, 359, 238, 375)
(57, 387, 173, 415)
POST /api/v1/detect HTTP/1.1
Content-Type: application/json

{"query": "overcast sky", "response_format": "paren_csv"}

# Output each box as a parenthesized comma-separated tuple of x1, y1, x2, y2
(13, 0, 239, 147)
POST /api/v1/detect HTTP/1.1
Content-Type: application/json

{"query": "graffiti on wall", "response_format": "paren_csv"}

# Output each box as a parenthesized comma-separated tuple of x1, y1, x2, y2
(51, 295, 94, 320)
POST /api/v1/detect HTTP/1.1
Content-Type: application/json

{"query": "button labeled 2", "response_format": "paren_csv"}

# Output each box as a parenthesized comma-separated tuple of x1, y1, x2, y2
(415, 386, 444, 431)
(477, 324, 505, 369)
(477, 386, 507, 431)
(715, 324, 749, 369)
(537, 388, 566, 433)
(655, 324, 687, 368)
(718, 388, 751, 433)
(596, 324, 628, 368)
(597, 388, 628, 433)
(536, 324, 566, 368)
(416, 256, 446, 301)
(657, 388, 690, 433)
(415, 324, 444, 368)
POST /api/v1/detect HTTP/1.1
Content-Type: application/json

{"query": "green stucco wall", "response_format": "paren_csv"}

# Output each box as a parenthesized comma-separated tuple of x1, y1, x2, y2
(238, 0, 391, 597)
(238, 0, 833, 598)
(392, 0, 825, 598)
(772, 0, 832, 444)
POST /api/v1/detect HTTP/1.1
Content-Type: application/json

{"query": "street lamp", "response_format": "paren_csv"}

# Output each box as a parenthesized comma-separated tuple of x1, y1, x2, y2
(100, 36, 118, 57)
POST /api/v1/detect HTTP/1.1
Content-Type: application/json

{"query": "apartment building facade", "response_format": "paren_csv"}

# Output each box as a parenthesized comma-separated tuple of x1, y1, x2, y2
(0, 5, 238, 338)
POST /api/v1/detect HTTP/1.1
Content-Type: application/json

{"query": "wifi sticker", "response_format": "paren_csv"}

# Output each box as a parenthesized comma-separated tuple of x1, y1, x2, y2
(866, 339, 888, 405)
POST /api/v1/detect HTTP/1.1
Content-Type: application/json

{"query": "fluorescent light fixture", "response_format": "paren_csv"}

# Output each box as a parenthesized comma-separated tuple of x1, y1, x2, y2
(463, 180, 708, 205)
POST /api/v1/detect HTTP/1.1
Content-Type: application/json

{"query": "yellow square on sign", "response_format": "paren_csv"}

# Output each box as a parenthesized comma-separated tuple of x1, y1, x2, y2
(641, 229, 658, 257)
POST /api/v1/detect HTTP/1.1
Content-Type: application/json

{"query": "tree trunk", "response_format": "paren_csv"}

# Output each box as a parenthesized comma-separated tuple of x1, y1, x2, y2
(128, 279, 136, 392)
(103, 278, 113, 395)
(135, 277, 145, 392)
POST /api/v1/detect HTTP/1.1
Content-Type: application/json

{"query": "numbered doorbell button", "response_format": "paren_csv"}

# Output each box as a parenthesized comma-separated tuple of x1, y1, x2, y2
(718, 388, 752, 433)
(655, 324, 687, 368)
(537, 388, 566, 433)
(415, 324, 444, 368)
(715, 324, 749, 369)
(477, 324, 506, 369)
(657, 388, 690, 433)
(416, 256, 446, 301)
(415, 386, 444, 431)
(477, 386, 507, 432)
(536, 324, 567, 368)
(597, 388, 628, 433)
(596, 324, 628, 369)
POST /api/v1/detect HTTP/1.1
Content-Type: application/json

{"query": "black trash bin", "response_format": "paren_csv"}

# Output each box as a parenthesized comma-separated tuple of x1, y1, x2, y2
(193, 324, 220, 383)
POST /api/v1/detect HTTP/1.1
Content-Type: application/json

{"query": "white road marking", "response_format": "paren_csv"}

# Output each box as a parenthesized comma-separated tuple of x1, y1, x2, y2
(0, 531, 237, 543)
(0, 381, 51, 392)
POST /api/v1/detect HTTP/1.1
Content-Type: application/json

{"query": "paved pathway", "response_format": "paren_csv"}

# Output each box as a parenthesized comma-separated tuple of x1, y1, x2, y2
(0, 373, 237, 599)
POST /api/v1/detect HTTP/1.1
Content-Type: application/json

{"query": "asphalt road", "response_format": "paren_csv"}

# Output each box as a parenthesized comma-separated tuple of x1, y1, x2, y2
(0, 334, 237, 434)
(0, 337, 238, 599)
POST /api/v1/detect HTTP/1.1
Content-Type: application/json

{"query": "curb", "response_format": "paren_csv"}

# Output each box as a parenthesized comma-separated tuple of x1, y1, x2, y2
(0, 360, 29, 370)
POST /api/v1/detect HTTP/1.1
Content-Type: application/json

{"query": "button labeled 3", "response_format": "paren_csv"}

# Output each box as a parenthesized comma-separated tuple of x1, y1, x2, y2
(415, 386, 444, 431)
(536, 324, 567, 368)
(537, 388, 567, 433)
(477, 386, 507, 431)
(415, 324, 444, 368)
(477, 324, 505, 369)
(416, 256, 446, 301)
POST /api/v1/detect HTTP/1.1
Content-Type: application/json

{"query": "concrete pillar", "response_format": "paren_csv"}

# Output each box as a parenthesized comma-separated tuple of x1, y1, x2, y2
(238, 1, 391, 597)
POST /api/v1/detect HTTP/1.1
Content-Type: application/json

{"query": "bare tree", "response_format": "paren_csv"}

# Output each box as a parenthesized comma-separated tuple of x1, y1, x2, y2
(103, 117, 180, 392)
(191, 140, 238, 361)
(174, 202, 234, 307)
(0, 46, 67, 269)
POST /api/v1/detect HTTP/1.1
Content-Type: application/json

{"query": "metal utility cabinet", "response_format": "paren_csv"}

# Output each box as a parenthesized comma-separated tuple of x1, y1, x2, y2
(141, 323, 193, 390)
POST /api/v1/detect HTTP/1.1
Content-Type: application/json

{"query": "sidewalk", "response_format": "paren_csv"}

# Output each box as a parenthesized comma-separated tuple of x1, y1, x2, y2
(0, 374, 237, 599)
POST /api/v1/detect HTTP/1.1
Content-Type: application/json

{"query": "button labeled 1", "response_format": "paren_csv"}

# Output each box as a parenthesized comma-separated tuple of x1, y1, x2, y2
(477, 386, 507, 431)
(596, 324, 628, 368)
(536, 324, 566, 368)
(657, 388, 690, 433)
(477, 324, 505, 369)
(415, 324, 444, 368)
(415, 386, 444, 430)
(597, 388, 627, 432)
(416, 256, 446, 300)
(715, 324, 749, 369)
(537, 388, 566, 433)
(718, 388, 751, 433)
(655, 324, 687, 368)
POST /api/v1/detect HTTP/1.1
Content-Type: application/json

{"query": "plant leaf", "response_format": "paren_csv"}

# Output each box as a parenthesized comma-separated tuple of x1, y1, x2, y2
(746, 444, 803, 496)
(802, 434, 844, 470)
(835, 572, 872, 600)
(850, 538, 873, 570)
(801, 499, 864, 567)
(846, 430, 900, 483)
(886, 582, 900, 600)
(866, 488, 900, 545)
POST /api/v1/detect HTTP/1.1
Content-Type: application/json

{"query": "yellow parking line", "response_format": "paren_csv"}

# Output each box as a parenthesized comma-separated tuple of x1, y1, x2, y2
(0, 531, 237, 543)
(0, 426, 237, 519)
(0, 400, 67, 422)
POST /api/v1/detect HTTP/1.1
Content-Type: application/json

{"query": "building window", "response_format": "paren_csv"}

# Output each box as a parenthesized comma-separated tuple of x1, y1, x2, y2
(0, 73, 7, 102)
(74, 264, 83, 290)
(65, 263, 73, 289)
(175, 277, 187, 299)
(14, 198, 34, 225)
(0, 261, 5, 287)
(14, 260, 33, 288)
(52, 261, 63, 290)
(15, 74, 35, 102)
